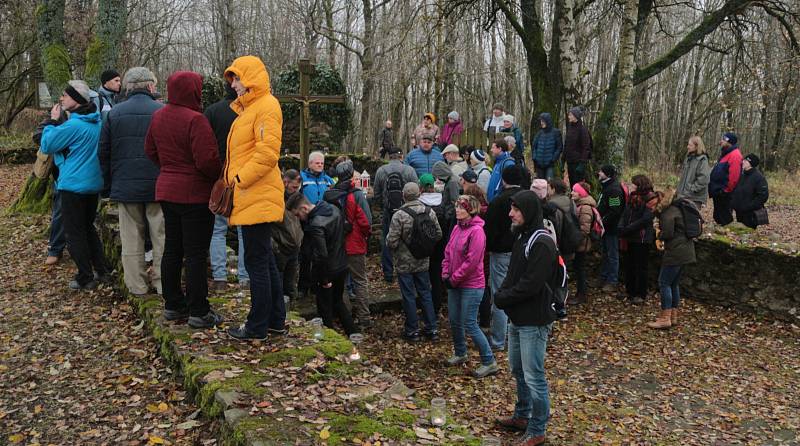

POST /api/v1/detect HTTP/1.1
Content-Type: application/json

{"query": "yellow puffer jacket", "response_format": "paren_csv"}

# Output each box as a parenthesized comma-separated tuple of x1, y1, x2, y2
(224, 55, 284, 226)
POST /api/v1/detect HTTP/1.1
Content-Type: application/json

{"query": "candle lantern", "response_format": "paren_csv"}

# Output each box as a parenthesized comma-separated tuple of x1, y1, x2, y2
(348, 333, 364, 361)
(430, 398, 447, 426)
(311, 318, 324, 339)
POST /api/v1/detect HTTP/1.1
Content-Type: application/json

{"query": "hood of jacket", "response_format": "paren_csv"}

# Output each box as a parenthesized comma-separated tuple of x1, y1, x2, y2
(719, 144, 739, 160)
(457, 214, 485, 229)
(539, 112, 554, 130)
(548, 194, 573, 214)
(576, 195, 597, 208)
(432, 160, 453, 181)
(166, 71, 203, 111)
(309, 200, 335, 219)
(70, 109, 100, 123)
(511, 190, 543, 233)
(419, 192, 442, 206)
(323, 180, 354, 203)
(225, 55, 271, 110)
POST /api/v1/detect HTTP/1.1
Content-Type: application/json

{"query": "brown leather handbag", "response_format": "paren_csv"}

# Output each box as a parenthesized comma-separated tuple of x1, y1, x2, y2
(209, 176, 234, 217)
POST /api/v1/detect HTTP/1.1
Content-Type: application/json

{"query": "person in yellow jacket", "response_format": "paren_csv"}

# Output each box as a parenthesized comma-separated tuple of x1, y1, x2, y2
(223, 55, 286, 341)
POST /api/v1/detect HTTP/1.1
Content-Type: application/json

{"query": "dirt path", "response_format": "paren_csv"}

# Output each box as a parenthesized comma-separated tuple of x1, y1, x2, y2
(0, 165, 217, 445)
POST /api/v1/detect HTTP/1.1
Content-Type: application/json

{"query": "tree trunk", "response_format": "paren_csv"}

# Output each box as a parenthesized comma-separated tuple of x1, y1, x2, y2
(357, 0, 375, 152)
(85, 0, 127, 85)
(8, 175, 53, 215)
(555, 0, 580, 118)
(37, 0, 71, 100)
(604, 0, 639, 168)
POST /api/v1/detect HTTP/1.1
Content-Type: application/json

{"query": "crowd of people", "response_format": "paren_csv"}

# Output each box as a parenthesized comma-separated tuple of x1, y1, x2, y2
(34, 56, 771, 446)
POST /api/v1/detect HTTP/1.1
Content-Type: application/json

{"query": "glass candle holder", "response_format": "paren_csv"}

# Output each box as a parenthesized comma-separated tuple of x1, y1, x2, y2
(348, 333, 364, 361)
(227, 252, 238, 276)
(481, 437, 502, 446)
(311, 318, 324, 339)
(430, 398, 447, 426)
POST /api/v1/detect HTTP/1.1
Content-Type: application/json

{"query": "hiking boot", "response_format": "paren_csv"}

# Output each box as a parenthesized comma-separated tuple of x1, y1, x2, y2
(601, 283, 618, 293)
(163, 308, 189, 321)
(567, 292, 587, 305)
(630, 296, 645, 305)
(646, 309, 672, 329)
(228, 325, 268, 341)
(69, 279, 97, 290)
(424, 330, 440, 342)
(491, 344, 505, 352)
(496, 416, 529, 431)
(45, 255, 61, 266)
(473, 361, 499, 378)
(402, 332, 422, 343)
(516, 434, 546, 446)
(445, 355, 468, 366)
(211, 280, 228, 292)
(188, 310, 224, 329)
(268, 327, 288, 336)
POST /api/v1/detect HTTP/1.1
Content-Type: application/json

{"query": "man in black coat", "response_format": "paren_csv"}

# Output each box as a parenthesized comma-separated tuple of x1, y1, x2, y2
(286, 193, 358, 335)
(484, 165, 522, 351)
(494, 190, 558, 446)
(731, 154, 769, 229)
(204, 82, 249, 291)
(596, 164, 625, 290)
(99, 67, 164, 295)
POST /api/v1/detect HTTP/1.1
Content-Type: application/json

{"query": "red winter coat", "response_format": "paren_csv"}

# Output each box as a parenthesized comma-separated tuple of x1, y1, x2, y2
(322, 181, 371, 255)
(145, 71, 221, 204)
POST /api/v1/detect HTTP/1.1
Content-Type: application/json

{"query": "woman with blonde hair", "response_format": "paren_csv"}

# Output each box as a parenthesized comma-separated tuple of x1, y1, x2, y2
(676, 135, 710, 209)
(648, 188, 696, 328)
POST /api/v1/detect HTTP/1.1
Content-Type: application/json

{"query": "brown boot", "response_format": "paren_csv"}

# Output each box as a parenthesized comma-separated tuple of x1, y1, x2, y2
(671, 307, 678, 326)
(646, 309, 672, 329)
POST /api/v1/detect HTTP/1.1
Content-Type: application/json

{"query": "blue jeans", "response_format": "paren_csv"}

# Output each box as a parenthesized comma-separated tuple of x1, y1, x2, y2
(534, 165, 555, 180)
(600, 233, 619, 284)
(48, 189, 66, 256)
(398, 271, 437, 335)
(489, 252, 511, 349)
(241, 223, 285, 335)
(448, 288, 494, 365)
(380, 212, 394, 280)
(508, 323, 552, 437)
(210, 215, 249, 282)
(659, 265, 683, 309)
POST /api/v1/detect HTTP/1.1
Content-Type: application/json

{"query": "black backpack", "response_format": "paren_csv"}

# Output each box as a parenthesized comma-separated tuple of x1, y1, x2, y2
(385, 172, 404, 215)
(549, 203, 582, 256)
(524, 229, 569, 320)
(675, 198, 703, 239)
(401, 205, 441, 259)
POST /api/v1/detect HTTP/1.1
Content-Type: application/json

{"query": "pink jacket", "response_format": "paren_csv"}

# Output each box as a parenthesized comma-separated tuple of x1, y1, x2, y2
(442, 215, 486, 289)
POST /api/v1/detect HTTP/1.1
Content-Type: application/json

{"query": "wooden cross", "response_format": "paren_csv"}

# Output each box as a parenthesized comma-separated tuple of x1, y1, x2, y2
(275, 58, 346, 169)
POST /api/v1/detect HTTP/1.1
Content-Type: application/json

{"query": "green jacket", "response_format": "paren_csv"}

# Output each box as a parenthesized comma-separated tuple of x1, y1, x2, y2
(658, 204, 696, 266)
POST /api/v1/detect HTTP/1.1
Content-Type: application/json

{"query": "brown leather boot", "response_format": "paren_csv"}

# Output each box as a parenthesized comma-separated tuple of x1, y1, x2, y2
(647, 309, 672, 329)
(671, 307, 678, 326)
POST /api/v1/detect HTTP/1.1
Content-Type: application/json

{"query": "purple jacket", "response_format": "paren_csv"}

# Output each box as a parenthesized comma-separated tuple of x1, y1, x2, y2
(442, 215, 486, 289)
(438, 120, 464, 147)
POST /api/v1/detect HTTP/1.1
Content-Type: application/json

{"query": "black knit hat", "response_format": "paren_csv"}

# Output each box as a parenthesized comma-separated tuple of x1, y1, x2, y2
(744, 153, 760, 168)
(101, 69, 120, 85)
(600, 164, 617, 178)
(461, 170, 478, 184)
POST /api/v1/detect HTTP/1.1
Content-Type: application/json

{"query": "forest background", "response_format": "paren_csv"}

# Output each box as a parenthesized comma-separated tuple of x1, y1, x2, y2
(1, 0, 799, 172)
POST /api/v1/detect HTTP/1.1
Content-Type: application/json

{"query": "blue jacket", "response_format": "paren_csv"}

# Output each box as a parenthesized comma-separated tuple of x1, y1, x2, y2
(40, 110, 103, 194)
(301, 168, 334, 204)
(99, 90, 163, 202)
(531, 113, 563, 167)
(487, 151, 516, 202)
(405, 147, 443, 177)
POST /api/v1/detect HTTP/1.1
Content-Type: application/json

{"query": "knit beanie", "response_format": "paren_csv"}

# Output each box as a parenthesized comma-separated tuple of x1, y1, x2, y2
(101, 69, 121, 85)
(64, 80, 91, 105)
(744, 153, 760, 168)
(335, 160, 354, 182)
(531, 179, 548, 199)
(503, 114, 515, 125)
(723, 132, 738, 146)
(600, 164, 617, 178)
(470, 149, 486, 163)
(568, 106, 584, 120)
(572, 182, 589, 198)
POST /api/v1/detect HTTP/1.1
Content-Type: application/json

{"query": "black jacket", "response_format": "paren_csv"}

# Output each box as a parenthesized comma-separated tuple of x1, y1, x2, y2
(563, 119, 591, 162)
(203, 84, 238, 162)
(731, 168, 768, 228)
(484, 185, 522, 253)
(306, 200, 348, 284)
(618, 191, 658, 244)
(598, 178, 625, 235)
(99, 90, 163, 202)
(494, 190, 558, 327)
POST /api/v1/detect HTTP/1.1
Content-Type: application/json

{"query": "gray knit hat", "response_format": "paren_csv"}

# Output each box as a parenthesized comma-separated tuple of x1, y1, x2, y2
(447, 110, 459, 120)
(65, 80, 91, 104)
(123, 67, 157, 87)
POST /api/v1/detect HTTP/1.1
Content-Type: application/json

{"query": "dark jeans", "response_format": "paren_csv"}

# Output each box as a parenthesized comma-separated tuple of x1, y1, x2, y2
(242, 223, 285, 335)
(274, 250, 299, 300)
(61, 191, 107, 285)
(398, 271, 437, 336)
(659, 265, 683, 309)
(48, 189, 66, 256)
(623, 242, 650, 298)
(314, 269, 357, 335)
(534, 164, 555, 180)
(381, 212, 394, 280)
(567, 160, 587, 187)
(712, 194, 733, 226)
(573, 251, 587, 295)
(161, 202, 214, 317)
